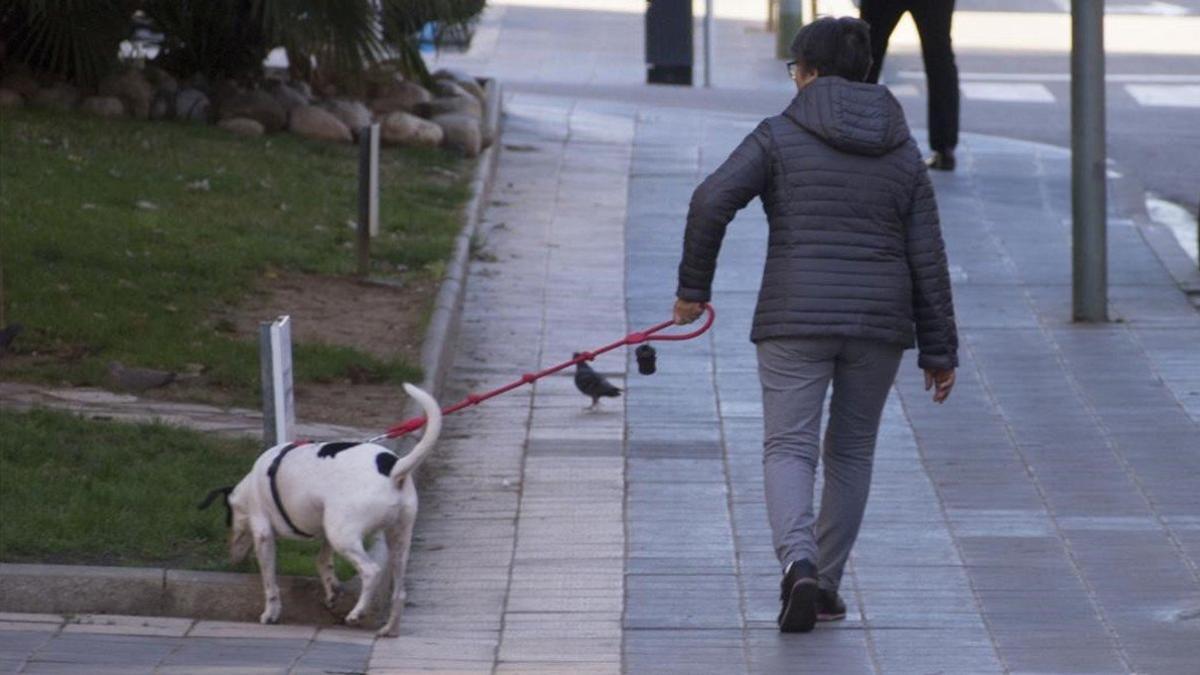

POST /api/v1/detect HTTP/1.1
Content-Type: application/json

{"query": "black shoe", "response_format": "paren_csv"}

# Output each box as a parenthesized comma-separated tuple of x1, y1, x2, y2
(925, 149, 956, 171)
(777, 560, 819, 633)
(816, 588, 846, 622)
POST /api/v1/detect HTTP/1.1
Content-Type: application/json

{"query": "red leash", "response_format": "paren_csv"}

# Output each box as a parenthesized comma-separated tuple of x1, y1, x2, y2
(367, 304, 716, 442)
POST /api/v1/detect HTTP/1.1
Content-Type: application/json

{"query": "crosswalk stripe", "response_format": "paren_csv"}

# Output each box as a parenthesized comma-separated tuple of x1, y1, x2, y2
(960, 82, 1057, 103)
(1124, 84, 1200, 108)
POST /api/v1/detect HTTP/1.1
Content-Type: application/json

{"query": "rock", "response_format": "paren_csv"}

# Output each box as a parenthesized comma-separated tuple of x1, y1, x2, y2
(175, 88, 211, 123)
(80, 96, 125, 118)
(320, 99, 371, 137)
(31, 83, 80, 110)
(0, 70, 39, 99)
(454, 78, 487, 107)
(368, 72, 408, 100)
(288, 105, 352, 143)
(149, 89, 174, 120)
(432, 79, 470, 100)
(369, 80, 431, 116)
(144, 65, 178, 95)
(0, 88, 24, 108)
(108, 361, 175, 392)
(268, 81, 309, 113)
(219, 89, 285, 132)
(292, 81, 314, 100)
(432, 67, 473, 83)
(433, 113, 482, 157)
(218, 117, 265, 137)
(99, 69, 153, 119)
(381, 111, 444, 148)
(416, 94, 482, 120)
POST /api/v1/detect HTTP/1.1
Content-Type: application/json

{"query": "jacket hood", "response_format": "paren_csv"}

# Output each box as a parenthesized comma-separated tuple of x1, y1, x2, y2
(783, 77, 910, 156)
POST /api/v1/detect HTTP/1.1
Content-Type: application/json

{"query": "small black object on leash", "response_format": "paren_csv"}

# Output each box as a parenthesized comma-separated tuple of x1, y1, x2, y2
(635, 344, 657, 375)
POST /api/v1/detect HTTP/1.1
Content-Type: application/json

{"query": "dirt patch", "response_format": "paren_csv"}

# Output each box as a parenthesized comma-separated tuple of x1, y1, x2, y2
(210, 272, 439, 429)
(217, 272, 436, 361)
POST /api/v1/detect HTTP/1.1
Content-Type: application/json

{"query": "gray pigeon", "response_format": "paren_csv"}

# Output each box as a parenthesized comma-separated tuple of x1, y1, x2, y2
(573, 353, 621, 411)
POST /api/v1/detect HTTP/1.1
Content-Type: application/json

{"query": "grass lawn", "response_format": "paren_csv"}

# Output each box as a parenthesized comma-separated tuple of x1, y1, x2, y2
(0, 407, 355, 577)
(0, 108, 472, 398)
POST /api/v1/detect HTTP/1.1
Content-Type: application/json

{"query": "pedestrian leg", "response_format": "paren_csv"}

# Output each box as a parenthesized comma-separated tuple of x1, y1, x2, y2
(814, 339, 903, 591)
(758, 337, 839, 570)
(911, 0, 960, 153)
(860, 0, 908, 84)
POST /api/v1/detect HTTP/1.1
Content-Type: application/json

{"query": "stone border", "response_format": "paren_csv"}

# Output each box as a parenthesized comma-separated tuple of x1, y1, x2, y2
(414, 77, 503, 403)
(1109, 161, 1200, 299)
(0, 79, 504, 624)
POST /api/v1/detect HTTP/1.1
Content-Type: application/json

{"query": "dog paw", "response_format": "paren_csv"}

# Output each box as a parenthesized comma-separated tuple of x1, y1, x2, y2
(344, 611, 364, 627)
(259, 609, 281, 625)
(323, 584, 343, 609)
(376, 623, 399, 638)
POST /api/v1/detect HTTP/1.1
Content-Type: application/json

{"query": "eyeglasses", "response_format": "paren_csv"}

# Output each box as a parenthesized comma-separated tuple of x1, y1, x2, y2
(786, 60, 798, 79)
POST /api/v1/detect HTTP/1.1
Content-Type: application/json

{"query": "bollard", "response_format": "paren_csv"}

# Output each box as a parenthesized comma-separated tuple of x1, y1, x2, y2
(260, 315, 295, 446)
(357, 123, 381, 277)
(1070, 0, 1108, 322)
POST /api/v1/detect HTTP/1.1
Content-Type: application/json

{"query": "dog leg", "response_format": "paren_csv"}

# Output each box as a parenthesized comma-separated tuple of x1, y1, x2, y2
(251, 525, 282, 624)
(328, 531, 381, 627)
(377, 497, 418, 637)
(316, 540, 342, 609)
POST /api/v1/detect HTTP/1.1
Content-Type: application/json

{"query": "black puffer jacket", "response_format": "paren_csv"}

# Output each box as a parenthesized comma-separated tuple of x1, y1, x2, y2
(676, 76, 958, 370)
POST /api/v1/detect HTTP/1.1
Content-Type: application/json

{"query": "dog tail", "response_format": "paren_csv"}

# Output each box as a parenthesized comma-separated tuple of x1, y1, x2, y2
(390, 383, 443, 485)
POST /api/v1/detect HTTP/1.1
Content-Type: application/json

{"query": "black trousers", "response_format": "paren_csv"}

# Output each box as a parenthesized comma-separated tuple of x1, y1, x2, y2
(860, 0, 959, 153)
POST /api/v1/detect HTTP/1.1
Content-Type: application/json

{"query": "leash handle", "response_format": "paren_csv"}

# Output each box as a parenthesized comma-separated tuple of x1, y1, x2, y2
(371, 304, 715, 441)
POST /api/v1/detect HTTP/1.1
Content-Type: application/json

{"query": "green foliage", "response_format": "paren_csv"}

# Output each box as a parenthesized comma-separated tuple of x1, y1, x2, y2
(140, 0, 271, 81)
(0, 407, 354, 577)
(0, 0, 136, 85)
(0, 108, 470, 399)
(1, 0, 487, 85)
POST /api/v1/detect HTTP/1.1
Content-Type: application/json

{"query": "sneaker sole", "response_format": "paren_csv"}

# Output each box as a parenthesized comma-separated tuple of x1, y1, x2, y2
(778, 578, 818, 633)
(816, 611, 846, 622)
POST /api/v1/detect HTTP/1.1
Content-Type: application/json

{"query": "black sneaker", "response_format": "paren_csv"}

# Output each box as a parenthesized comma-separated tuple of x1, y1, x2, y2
(777, 560, 819, 633)
(925, 149, 956, 171)
(816, 588, 846, 622)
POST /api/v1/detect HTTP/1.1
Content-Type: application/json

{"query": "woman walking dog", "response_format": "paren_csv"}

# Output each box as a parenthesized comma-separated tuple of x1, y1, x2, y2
(673, 17, 958, 633)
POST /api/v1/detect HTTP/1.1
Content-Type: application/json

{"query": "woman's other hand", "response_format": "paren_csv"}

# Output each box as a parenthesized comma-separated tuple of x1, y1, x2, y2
(924, 368, 956, 404)
(674, 299, 704, 325)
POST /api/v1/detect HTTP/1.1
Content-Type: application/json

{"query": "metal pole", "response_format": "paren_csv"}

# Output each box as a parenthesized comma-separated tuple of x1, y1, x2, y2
(776, 0, 802, 59)
(1070, 0, 1107, 322)
(703, 0, 713, 88)
(356, 124, 379, 277)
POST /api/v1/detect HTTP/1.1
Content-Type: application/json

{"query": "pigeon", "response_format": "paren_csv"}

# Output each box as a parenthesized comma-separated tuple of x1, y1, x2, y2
(573, 352, 621, 411)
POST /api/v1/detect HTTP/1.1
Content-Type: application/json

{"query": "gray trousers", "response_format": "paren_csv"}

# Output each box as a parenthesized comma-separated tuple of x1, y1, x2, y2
(758, 337, 904, 591)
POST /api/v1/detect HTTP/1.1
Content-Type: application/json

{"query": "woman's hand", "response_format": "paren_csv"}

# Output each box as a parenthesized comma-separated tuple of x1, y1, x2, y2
(924, 368, 956, 404)
(674, 299, 705, 325)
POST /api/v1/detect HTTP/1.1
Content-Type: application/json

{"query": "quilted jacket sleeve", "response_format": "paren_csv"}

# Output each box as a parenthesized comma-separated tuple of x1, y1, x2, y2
(676, 121, 771, 303)
(905, 162, 959, 370)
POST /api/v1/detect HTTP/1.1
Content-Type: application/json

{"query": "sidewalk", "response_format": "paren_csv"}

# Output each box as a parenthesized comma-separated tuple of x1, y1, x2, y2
(4, 2, 1199, 672)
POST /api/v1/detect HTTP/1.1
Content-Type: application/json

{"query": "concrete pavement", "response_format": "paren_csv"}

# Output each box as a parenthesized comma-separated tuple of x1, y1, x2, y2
(4, 1, 1199, 672)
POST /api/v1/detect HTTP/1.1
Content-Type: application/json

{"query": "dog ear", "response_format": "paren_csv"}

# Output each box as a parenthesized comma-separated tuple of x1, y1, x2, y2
(198, 486, 234, 527)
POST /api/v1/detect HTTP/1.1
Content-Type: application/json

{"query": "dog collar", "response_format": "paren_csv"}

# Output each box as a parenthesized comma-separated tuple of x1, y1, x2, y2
(266, 441, 315, 538)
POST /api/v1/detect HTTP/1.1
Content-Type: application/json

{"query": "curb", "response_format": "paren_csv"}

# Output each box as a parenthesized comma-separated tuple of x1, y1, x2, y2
(0, 80, 504, 625)
(412, 77, 503, 406)
(1106, 157, 1200, 300)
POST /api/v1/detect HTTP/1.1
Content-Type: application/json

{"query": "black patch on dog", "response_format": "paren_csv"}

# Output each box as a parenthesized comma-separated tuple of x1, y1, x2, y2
(317, 442, 359, 458)
(375, 452, 399, 477)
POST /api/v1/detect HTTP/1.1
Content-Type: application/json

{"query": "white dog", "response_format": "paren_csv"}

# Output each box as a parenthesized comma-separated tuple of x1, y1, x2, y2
(200, 382, 442, 637)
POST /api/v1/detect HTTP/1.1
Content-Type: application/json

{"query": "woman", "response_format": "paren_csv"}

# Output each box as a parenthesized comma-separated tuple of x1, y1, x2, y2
(672, 17, 958, 634)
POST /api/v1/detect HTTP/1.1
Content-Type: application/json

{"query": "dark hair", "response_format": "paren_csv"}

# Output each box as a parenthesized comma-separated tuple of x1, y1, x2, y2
(789, 16, 873, 82)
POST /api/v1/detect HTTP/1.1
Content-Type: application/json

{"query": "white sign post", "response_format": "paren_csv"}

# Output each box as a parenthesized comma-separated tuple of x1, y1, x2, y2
(260, 315, 295, 446)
